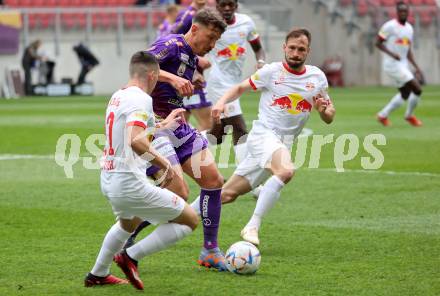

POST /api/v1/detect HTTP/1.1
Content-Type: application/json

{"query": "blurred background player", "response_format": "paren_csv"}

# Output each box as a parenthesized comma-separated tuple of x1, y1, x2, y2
(211, 28, 335, 246)
(125, 9, 228, 271)
(156, 4, 179, 39)
(85, 51, 199, 290)
(171, 0, 213, 132)
(205, 0, 266, 166)
(376, 1, 424, 127)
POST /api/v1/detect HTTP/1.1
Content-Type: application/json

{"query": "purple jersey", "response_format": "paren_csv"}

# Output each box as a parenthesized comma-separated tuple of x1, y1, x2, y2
(171, 5, 196, 34)
(146, 34, 198, 119)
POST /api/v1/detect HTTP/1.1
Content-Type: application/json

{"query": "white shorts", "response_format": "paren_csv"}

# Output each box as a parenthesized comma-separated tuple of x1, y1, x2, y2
(207, 80, 242, 118)
(384, 63, 414, 88)
(106, 185, 185, 225)
(234, 121, 293, 189)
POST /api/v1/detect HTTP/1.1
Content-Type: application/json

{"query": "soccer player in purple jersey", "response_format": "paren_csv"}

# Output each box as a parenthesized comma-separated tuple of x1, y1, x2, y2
(126, 9, 228, 271)
(156, 4, 179, 39)
(171, 0, 214, 132)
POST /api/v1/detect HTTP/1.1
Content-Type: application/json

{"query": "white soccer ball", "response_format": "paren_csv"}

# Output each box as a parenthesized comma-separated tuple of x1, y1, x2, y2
(225, 241, 261, 274)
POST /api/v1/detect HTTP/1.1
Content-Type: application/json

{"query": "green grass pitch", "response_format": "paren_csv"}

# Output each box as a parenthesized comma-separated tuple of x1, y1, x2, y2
(0, 86, 439, 295)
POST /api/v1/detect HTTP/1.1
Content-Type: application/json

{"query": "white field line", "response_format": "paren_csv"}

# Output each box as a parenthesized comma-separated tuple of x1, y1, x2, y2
(1, 154, 439, 178)
(0, 154, 54, 160)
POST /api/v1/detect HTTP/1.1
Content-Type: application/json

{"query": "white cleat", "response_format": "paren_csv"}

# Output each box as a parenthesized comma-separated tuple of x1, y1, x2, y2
(240, 227, 260, 246)
(251, 185, 263, 200)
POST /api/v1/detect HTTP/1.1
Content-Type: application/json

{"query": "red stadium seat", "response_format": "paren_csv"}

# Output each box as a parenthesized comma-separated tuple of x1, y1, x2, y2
(357, 0, 369, 16)
(339, 0, 353, 7)
(409, 0, 424, 5)
(380, 0, 396, 6)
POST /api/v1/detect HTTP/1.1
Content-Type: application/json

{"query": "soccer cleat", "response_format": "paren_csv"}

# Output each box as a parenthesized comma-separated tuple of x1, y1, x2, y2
(240, 227, 260, 246)
(113, 251, 144, 290)
(84, 273, 128, 287)
(197, 247, 227, 271)
(377, 115, 391, 126)
(405, 116, 422, 127)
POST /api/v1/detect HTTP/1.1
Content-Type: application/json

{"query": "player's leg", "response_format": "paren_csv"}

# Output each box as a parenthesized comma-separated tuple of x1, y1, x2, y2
(124, 163, 189, 249)
(115, 189, 198, 290)
(85, 216, 142, 287)
(377, 65, 412, 126)
(404, 79, 423, 126)
(191, 106, 213, 132)
(221, 174, 253, 204)
(223, 114, 248, 163)
(242, 147, 294, 246)
(181, 148, 226, 270)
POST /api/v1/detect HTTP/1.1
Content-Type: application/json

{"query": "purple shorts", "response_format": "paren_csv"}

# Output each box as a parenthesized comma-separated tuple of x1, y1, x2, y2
(146, 123, 208, 176)
(182, 88, 212, 110)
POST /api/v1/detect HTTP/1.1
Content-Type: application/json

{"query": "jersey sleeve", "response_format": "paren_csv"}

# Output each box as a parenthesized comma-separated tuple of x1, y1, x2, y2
(126, 97, 155, 129)
(145, 41, 177, 65)
(248, 63, 273, 91)
(246, 18, 260, 44)
(317, 69, 330, 99)
(378, 21, 392, 41)
(170, 10, 193, 34)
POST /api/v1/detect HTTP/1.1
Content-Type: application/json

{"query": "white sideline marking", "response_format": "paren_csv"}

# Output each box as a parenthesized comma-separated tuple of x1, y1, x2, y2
(0, 154, 54, 160)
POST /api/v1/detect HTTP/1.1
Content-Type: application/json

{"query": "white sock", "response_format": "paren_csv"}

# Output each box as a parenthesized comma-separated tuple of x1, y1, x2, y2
(126, 223, 192, 261)
(378, 93, 404, 118)
(246, 176, 285, 230)
(190, 196, 201, 215)
(234, 142, 248, 164)
(91, 222, 132, 277)
(405, 93, 420, 118)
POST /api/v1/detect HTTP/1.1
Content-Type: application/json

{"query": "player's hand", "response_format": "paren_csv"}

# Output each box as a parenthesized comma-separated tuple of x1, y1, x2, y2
(391, 53, 401, 61)
(157, 162, 175, 188)
(211, 102, 225, 124)
(160, 108, 186, 130)
(192, 71, 205, 90)
(415, 69, 425, 85)
(313, 94, 329, 113)
(170, 76, 194, 97)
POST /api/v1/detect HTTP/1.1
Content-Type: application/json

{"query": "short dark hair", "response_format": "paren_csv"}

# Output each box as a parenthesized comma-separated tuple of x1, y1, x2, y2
(285, 28, 312, 45)
(396, 1, 408, 10)
(129, 51, 159, 77)
(193, 8, 227, 34)
(216, 0, 238, 4)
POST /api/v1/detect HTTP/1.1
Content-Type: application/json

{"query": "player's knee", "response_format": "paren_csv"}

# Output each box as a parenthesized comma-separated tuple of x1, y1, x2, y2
(204, 173, 224, 189)
(186, 210, 199, 230)
(221, 189, 238, 204)
(276, 168, 295, 184)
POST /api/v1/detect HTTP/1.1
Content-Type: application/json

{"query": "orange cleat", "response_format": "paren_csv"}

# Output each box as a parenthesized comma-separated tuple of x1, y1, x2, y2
(405, 116, 422, 127)
(114, 251, 144, 290)
(84, 273, 128, 287)
(377, 115, 391, 126)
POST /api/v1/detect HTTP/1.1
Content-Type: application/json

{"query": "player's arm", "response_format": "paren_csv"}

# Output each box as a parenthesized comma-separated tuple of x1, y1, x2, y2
(211, 79, 253, 124)
(407, 47, 424, 83)
(314, 95, 335, 124)
(249, 38, 266, 69)
(198, 56, 211, 70)
(129, 125, 174, 187)
(158, 69, 194, 97)
(375, 36, 400, 61)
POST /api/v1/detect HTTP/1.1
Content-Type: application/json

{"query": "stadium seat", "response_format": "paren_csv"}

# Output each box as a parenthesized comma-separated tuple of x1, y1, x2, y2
(409, 0, 424, 5)
(380, 0, 396, 6)
(357, 0, 369, 16)
(339, 0, 353, 7)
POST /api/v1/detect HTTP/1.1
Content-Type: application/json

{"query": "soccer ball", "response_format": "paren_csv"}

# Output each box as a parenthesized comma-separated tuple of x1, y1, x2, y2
(225, 241, 261, 274)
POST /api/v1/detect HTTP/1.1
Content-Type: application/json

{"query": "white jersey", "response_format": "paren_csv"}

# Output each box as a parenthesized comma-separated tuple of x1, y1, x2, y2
(208, 13, 259, 86)
(101, 86, 156, 198)
(249, 62, 328, 138)
(378, 19, 413, 69)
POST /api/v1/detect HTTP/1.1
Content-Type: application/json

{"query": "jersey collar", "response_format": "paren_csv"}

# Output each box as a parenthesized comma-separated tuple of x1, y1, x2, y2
(283, 62, 307, 75)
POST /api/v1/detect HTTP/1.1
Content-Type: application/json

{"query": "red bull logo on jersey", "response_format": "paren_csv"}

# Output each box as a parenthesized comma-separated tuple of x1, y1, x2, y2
(217, 43, 246, 60)
(395, 37, 410, 46)
(270, 93, 312, 115)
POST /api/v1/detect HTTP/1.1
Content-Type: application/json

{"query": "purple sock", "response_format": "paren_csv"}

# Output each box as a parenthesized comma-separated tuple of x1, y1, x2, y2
(200, 188, 222, 249)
